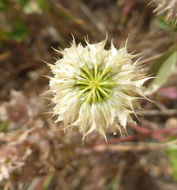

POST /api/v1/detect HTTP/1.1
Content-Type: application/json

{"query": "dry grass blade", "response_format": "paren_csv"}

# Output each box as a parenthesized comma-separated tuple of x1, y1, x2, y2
(76, 139, 177, 154)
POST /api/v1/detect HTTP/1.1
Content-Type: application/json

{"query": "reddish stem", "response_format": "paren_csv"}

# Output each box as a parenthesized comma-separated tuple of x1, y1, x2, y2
(128, 124, 165, 141)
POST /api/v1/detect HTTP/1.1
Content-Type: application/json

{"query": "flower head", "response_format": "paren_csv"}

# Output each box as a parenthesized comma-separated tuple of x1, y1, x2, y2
(151, 0, 177, 23)
(49, 38, 149, 140)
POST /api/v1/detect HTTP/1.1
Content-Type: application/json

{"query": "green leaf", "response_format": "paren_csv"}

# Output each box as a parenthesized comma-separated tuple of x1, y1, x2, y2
(145, 51, 177, 95)
(0, 29, 8, 42)
(42, 167, 55, 190)
(106, 178, 118, 190)
(13, 0, 28, 7)
(0, 0, 6, 12)
(165, 148, 177, 181)
(0, 121, 9, 132)
(157, 17, 169, 30)
(157, 17, 177, 32)
(37, 0, 48, 9)
(8, 18, 28, 42)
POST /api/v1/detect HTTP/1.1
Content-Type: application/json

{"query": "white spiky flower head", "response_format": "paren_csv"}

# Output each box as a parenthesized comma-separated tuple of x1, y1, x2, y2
(151, 0, 177, 23)
(48, 37, 150, 140)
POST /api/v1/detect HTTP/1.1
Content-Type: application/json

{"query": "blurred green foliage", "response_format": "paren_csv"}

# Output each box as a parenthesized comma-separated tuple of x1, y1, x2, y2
(165, 148, 177, 181)
(42, 167, 55, 190)
(0, 121, 9, 132)
(106, 178, 119, 190)
(37, 0, 47, 9)
(0, 0, 6, 12)
(13, 0, 28, 7)
(0, 0, 80, 46)
(157, 17, 177, 32)
(8, 17, 29, 42)
(0, 0, 42, 43)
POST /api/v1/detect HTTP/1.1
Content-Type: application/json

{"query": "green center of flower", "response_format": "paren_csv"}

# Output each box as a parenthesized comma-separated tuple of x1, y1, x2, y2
(74, 65, 117, 104)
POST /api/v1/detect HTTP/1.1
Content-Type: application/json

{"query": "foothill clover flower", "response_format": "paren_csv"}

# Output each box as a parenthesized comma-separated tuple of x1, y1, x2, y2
(151, 0, 177, 23)
(48, 37, 150, 140)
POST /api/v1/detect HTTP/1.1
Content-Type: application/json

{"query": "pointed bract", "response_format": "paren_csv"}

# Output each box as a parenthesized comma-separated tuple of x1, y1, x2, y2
(151, 0, 177, 23)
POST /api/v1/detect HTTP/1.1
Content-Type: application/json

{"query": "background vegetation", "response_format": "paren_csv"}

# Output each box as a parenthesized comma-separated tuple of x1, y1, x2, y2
(0, 0, 177, 189)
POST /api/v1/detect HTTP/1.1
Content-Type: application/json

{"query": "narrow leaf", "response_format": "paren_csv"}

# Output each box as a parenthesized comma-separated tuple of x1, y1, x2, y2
(165, 148, 177, 181)
(145, 51, 177, 95)
(42, 167, 55, 190)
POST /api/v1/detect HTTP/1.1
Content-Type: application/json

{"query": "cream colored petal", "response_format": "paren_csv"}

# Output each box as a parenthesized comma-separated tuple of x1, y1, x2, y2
(48, 36, 150, 139)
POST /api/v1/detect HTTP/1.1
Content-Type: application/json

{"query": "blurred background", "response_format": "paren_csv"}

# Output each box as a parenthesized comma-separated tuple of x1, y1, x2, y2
(0, 0, 177, 190)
